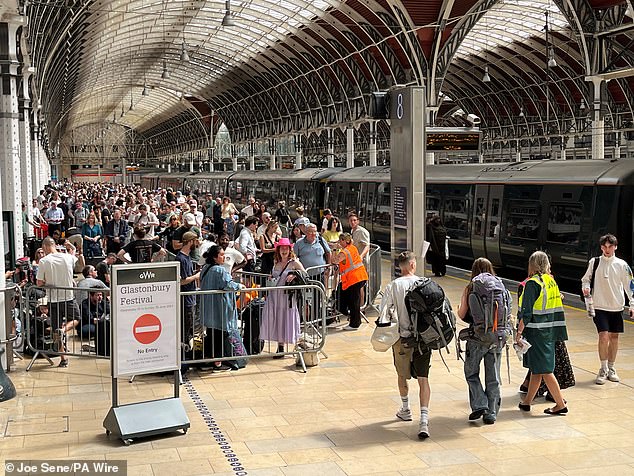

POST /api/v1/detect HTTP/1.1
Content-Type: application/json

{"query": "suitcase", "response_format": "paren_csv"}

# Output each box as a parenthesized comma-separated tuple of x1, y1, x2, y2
(241, 298, 264, 355)
(95, 319, 110, 357)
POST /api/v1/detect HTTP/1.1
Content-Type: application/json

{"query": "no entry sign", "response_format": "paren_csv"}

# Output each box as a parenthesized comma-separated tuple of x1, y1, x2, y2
(133, 314, 162, 344)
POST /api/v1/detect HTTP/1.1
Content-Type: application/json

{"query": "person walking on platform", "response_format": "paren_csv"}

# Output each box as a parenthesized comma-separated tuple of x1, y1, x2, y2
(457, 258, 511, 425)
(581, 234, 634, 384)
(426, 215, 447, 277)
(379, 251, 431, 439)
(517, 251, 568, 415)
(332, 232, 368, 330)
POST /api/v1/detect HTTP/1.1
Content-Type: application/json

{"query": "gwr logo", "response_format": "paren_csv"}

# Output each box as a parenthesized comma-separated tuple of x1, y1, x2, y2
(139, 270, 156, 280)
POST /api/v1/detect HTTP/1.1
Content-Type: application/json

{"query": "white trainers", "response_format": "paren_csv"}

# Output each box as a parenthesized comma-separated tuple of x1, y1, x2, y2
(418, 420, 429, 439)
(342, 325, 359, 331)
(595, 368, 608, 385)
(396, 408, 412, 421)
(608, 368, 620, 382)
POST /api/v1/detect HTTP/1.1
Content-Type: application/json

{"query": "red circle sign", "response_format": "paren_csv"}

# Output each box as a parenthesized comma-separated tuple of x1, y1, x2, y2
(133, 313, 162, 345)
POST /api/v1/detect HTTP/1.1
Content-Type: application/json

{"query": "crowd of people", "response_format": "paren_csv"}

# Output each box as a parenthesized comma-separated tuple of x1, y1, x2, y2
(16, 181, 373, 370)
(17, 181, 631, 444)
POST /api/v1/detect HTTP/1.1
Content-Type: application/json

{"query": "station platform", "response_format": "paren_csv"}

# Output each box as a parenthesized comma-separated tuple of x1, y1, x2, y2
(2, 261, 634, 476)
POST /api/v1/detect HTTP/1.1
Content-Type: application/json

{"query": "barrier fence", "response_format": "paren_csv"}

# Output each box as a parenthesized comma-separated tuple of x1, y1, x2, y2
(2, 283, 22, 372)
(15, 241, 382, 374)
(21, 279, 326, 373)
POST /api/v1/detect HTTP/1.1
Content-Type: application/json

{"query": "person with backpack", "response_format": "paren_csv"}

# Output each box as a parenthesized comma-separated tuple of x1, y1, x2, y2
(457, 258, 511, 425)
(378, 251, 431, 439)
(581, 234, 634, 385)
(517, 251, 569, 415)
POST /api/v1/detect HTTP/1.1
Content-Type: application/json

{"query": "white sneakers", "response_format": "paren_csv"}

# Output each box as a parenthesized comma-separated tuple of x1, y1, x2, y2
(396, 408, 412, 421)
(396, 407, 429, 439)
(608, 368, 620, 382)
(418, 421, 430, 439)
(342, 325, 360, 331)
(596, 368, 620, 384)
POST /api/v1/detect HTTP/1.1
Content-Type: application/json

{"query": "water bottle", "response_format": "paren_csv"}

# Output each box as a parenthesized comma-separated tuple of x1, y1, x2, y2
(584, 295, 595, 318)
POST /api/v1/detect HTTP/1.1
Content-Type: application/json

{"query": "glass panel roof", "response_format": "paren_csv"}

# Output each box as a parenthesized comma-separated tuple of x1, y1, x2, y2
(454, 0, 568, 59)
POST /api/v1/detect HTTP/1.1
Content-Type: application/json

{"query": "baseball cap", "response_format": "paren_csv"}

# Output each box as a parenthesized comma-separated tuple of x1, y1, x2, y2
(183, 213, 196, 226)
(297, 217, 310, 226)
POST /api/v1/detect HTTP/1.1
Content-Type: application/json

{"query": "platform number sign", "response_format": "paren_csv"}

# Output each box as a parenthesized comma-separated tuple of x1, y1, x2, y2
(396, 93, 404, 119)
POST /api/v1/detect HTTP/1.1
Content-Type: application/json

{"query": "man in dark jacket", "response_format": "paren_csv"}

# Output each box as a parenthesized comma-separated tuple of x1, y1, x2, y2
(426, 215, 447, 277)
(103, 209, 129, 254)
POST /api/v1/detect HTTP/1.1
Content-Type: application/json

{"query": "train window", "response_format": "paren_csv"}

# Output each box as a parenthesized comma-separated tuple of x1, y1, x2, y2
(375, 182, 390, 229)
(426, 196, 440, 217)
(504, 200, 540, 240)
(474, 197, 485, 236)
(547, 203, 582, 244)
(443, 197, 470, 239)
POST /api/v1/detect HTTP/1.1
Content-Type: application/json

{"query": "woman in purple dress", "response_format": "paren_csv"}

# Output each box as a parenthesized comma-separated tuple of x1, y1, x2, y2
(260, 237, 306, 357)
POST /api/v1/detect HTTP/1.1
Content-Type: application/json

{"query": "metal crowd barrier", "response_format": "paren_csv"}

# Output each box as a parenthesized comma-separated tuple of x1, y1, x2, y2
(179, 281, 328, 373)
(21, 279, 326, 373)
(362, 243, 382, 313)
(23, 284, 111, 371)
(2, 283, 22, 372)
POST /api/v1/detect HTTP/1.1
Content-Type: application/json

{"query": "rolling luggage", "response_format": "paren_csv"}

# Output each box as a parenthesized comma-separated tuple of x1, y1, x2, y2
(95, 318, 110, 357)
(241, 298, 265, 355)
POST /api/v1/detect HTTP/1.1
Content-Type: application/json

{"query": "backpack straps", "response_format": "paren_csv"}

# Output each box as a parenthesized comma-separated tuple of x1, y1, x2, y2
(589, 256, 601, 294)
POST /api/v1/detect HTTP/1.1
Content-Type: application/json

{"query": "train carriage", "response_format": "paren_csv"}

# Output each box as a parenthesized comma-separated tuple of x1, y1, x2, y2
(137, 159, 634, 283)
(227, 168, 338, 222)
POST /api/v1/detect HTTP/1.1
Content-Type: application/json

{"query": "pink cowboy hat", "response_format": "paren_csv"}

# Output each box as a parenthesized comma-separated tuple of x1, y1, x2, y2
(274, 237, 293, 248)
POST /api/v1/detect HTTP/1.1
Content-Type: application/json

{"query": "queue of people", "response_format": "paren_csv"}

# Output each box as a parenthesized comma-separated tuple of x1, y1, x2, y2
(21, 182, 373, 371)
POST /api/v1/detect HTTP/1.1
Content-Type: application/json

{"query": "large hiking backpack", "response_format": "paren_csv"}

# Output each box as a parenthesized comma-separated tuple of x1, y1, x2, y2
(468, 272, 512, 349)
(404, 278, 456, 356)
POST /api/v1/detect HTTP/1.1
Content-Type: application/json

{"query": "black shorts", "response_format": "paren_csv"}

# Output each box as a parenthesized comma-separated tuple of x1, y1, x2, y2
(593, 309, 624, 333)
(49, 300, 81, 330)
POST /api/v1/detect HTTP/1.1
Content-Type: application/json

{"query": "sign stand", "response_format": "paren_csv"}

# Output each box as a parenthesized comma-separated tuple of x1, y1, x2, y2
(103, 262, 189, 445)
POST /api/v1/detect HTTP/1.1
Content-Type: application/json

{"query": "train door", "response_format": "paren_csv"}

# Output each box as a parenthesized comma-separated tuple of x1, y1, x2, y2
(470, 185, 503, 266)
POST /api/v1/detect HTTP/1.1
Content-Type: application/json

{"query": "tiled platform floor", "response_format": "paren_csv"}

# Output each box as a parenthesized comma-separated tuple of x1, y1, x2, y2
(2, 265, 634, 476)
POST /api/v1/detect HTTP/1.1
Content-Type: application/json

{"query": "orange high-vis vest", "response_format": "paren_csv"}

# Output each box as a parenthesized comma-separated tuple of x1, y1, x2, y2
(338, 244, 369, 290)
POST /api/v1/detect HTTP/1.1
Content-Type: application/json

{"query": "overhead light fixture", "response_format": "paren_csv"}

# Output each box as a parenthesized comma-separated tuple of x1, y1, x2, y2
(482, 66, 491, 83)
(579, 97, 586, 110)
(180, 41, 190, 62)
(547, 46, 557, 68)
(222, 0, 235, 27)
(142, 80, 149, 96)
(519, 106, 525, 118)
(161, 60, 170, 80)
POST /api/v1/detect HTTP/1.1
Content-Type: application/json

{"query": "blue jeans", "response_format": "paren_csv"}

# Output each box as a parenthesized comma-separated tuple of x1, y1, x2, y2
(464, 340, 502, 417)
(80, 323, 96, 339)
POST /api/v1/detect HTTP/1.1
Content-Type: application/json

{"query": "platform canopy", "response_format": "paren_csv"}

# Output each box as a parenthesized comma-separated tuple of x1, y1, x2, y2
(14, 0, 634, 162)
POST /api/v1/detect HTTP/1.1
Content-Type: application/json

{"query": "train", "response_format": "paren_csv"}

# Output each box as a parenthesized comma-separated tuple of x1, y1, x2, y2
(135, 160, 634, 282)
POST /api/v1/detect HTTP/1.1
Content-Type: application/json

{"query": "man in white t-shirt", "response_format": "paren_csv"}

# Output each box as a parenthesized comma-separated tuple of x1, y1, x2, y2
(133, 203, 160, 239)
(378, 251, 430, 439)
(36, 236, 80, 368)
(218, 233, 245, 276)
(241, 197, 256, 217)
(256, 212, 272, 240)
